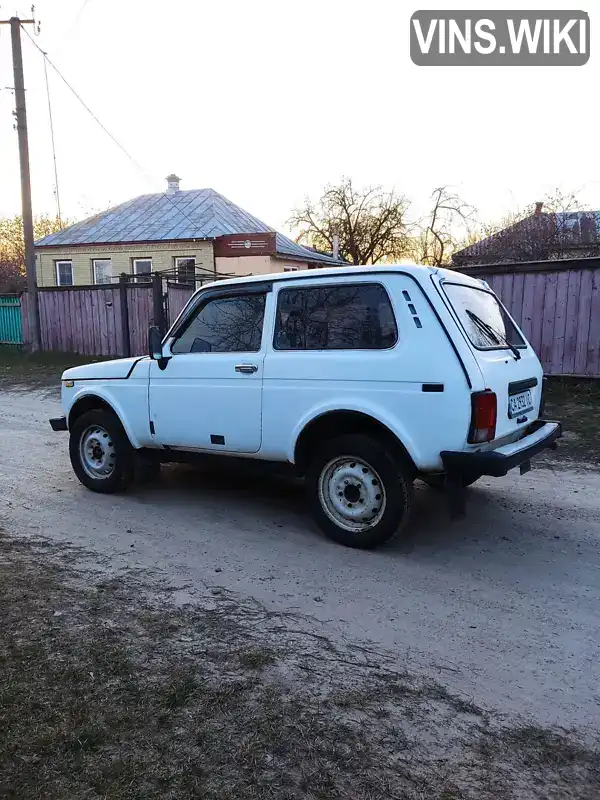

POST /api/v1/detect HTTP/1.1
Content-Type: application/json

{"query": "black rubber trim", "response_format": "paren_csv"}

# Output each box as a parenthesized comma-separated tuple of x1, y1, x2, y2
(264, 271, 472, 389)
(161, 270, 473, 390)
(439, 280, 527, 353)
(441, 419, 562, 478)
(508, 377, 538, 394)
(65, 357, 146, 381)
(272, 281, 398, 352)
(422, 383, 444, 392)
(167, 282, 273, 343)
(49, 416, 68, 431)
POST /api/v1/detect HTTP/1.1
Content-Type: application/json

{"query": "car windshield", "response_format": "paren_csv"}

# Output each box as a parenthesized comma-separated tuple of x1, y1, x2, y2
(443, 282, 525, 350)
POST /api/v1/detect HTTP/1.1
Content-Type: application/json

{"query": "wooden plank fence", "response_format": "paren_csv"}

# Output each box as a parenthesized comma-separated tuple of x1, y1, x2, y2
(21, 261, 599, 377)
(459, 259, 600, 378)
(22, 283, 153, 357)
(21, 279, 196, 358)
(167, 282, 194, 325)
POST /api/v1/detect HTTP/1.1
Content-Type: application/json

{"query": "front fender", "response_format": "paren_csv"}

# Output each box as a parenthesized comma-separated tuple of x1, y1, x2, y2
(288, 398, 421, 467)
(64, 384, 144, 450)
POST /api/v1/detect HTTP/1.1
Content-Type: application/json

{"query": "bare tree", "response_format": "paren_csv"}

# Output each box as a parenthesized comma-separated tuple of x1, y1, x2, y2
(288, 178, 411, 265)
(410, 186, 476, 267)
(453, 189, 598, 265)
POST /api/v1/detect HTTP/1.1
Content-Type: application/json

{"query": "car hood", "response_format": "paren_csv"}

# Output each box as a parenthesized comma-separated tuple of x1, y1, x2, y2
(62, 356, 147, 381)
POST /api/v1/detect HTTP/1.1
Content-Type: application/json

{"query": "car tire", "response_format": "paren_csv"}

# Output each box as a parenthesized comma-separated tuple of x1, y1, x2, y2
(422, 474, 482, 490)
(69, 409, 134, 494)
(306, 434, 414, 549)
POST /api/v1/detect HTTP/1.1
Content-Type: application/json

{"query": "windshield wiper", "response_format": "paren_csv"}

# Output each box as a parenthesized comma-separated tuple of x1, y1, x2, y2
(465, 309, 521, 360)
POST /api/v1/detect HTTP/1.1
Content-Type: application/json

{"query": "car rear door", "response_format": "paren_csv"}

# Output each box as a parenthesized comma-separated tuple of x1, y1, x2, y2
(440, 279, 543, 441)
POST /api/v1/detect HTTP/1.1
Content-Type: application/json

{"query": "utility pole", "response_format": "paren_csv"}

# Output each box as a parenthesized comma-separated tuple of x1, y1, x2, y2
(0, 15, 40, 350)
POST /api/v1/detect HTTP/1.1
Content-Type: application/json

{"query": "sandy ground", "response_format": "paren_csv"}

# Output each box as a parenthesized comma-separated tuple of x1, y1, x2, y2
(1, 388, 598, 734)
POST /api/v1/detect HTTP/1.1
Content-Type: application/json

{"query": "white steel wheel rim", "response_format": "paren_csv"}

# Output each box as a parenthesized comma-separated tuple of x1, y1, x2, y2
(318, 456, 387, 533)
(79, 425, 117, 480)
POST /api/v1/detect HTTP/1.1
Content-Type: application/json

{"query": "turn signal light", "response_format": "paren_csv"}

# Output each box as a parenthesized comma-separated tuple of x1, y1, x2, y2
(468, 390, 497, 444)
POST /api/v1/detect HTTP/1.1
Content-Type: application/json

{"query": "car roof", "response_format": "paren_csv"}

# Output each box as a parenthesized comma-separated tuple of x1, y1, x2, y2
(196, 262, 485, 293)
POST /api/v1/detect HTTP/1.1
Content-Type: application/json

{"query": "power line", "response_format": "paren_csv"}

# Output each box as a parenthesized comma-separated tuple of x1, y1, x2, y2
(21, 23, 144, 172)
(20, 24, 205, 236)
(42, 52, 61, 224)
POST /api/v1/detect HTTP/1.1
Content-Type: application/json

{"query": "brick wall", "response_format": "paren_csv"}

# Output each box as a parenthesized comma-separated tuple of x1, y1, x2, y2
(36, 240, 215, 286)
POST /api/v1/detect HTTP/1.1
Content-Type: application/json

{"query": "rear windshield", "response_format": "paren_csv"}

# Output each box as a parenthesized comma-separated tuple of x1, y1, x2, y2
(443, 282, 525, 350)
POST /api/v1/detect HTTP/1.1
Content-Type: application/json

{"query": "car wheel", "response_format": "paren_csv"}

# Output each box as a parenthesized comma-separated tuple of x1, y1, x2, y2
(422, 474, 482, 490)
(69, 409, 134, 494)
(306, 434, 414, 549)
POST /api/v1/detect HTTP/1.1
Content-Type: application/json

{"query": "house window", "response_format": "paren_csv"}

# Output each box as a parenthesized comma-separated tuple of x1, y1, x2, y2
(283, 265, 299, 272)
(93, 258, 113, 285)
(55, 260, 73, 286)
(175, 257, 196, 285)
(274, 283, 398, 351)
(133, 258, 152, 283)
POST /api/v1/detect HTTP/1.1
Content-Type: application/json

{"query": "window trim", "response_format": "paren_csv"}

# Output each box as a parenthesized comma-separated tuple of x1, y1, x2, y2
(163, 271, 472, 388)
(440, 280, 526, 352)
(272, 280, 399, 352)
(169, 287, 269, 356)
(55, 260, 73, 286)
(174, 256, 196, 284)
(93, 258, 113, 285)
(132, 257, 153, 282)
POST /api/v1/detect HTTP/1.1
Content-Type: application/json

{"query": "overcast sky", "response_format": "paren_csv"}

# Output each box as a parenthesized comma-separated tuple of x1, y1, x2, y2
(0, 0, 597, 236)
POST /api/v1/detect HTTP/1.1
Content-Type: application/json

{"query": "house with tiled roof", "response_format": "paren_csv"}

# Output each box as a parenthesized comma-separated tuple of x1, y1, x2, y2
(35, 175, 345, 286)
(453, 202, 600, 267)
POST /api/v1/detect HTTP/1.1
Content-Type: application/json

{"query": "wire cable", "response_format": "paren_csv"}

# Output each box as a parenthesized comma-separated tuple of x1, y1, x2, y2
(21, 23, 144, 172)
(20, 23, 206, 237)
(42, 52, 61, 225)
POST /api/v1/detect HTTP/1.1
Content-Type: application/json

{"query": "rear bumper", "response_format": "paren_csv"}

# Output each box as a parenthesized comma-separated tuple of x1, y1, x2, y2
(49, 416, 68, 432)
(441, 419, 562, 478)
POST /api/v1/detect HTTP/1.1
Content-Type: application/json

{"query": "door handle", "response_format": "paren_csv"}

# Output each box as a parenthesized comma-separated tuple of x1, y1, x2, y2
(235, 364, 258, 374)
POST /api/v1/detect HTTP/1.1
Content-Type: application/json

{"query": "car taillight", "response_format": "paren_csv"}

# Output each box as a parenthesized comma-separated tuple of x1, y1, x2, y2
(468, 390, 497, 444)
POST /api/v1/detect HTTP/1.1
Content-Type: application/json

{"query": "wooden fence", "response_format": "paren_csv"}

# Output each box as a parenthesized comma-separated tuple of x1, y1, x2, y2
(459, 259, 600, 378)
(22, 260, 599, 376)
(21, 279, 195, 358)
(167, 281, 194, 325)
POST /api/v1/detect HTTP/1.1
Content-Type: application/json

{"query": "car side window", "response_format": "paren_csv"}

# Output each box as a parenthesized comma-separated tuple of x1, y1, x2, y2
(172, 293, 266, 354)
(274, 283, 397, 350)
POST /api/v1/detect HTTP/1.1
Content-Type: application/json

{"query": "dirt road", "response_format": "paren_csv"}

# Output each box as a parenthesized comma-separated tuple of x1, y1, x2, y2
(1, 388, 598, 732)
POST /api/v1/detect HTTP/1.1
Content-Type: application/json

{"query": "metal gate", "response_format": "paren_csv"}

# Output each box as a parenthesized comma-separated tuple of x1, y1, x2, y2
(0, 295, 23, 344)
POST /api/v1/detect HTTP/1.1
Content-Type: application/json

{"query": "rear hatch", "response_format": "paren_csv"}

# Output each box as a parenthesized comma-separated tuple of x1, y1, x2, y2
(441, 279, 543, 442)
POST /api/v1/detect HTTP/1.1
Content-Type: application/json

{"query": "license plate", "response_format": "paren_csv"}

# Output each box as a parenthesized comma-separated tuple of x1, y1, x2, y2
(508, 389, 533, 418)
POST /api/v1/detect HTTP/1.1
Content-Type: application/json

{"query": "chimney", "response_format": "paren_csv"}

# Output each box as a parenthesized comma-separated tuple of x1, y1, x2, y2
(165, 174, 181, 195)
(332, 232, 340, 260)
(534, 201, 544, 216)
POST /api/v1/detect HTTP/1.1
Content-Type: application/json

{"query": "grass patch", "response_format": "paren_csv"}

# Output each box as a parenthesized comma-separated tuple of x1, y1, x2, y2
(0, 345, 108, 389)
(0, 531, 598, 799)
(237, 647, 277, 671)
(543, 378, 600, 466)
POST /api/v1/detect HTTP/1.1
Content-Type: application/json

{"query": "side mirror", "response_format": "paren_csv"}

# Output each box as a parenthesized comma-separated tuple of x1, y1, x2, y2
(148, 326, 163, 360)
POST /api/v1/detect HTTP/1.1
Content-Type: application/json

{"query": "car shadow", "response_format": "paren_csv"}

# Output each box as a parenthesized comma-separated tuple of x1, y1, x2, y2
(130, 462, 538, 559)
